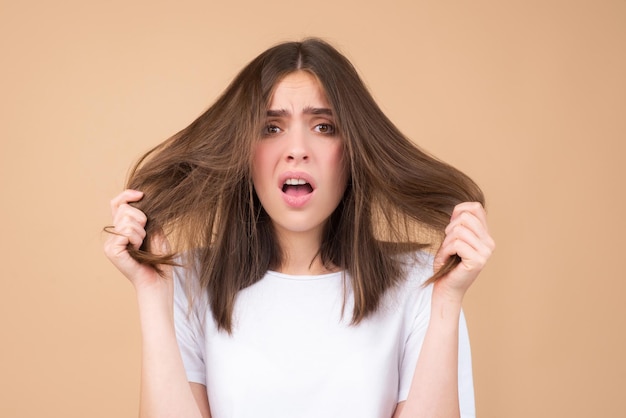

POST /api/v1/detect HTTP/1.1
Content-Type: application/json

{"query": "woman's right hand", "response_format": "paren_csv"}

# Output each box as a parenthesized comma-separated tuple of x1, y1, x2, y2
(104, 189, 171, 291)
(105, 190, 206, 417)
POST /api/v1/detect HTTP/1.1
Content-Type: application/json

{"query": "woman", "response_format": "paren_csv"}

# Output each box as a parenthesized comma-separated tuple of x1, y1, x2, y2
(105, 38, 495, 418)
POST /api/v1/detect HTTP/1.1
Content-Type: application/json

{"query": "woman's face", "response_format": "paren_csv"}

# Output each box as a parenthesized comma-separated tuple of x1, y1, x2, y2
(251, 71, 348, 244)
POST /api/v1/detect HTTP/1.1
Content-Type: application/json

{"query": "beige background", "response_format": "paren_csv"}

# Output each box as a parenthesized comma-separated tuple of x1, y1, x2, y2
(1, 0, 624, 417)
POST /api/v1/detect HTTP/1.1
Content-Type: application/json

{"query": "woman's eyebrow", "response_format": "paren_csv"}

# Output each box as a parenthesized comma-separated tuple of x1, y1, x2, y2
(266, 107, 333, 117)
(267, 109, 288, 117)
(303, 107, 333, 116)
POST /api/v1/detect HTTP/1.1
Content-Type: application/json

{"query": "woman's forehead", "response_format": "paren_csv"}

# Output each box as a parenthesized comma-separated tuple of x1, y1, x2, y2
(268, 71, 331, 112)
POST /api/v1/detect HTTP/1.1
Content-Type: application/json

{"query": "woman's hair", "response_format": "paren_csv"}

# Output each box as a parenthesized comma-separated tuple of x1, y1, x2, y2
(121, 38, 484, 332)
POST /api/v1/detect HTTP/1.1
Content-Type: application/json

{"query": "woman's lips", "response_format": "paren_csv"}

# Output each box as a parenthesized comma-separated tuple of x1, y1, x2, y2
(282, 189, 314, 208)
(279, 171, 316, 208)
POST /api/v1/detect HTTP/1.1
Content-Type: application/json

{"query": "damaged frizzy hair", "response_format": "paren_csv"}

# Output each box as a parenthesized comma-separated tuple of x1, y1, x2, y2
(122, 38, 484, 333)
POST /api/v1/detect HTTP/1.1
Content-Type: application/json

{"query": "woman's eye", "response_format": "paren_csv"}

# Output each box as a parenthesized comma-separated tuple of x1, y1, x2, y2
(314, 123, 335, 135)
(263, 125, 281, 135)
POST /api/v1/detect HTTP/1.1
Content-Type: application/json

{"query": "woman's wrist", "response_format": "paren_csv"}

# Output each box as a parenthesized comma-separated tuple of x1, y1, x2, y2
(134, 279, 174, 318)
(432, 279, 466, 305)
(430, 283, 464, 326)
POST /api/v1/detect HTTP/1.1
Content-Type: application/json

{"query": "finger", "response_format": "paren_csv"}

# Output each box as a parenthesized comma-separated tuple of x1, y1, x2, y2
(113, 203, 148, 228)
(444, 216, 495, 253)
(445, 210, 486, 239)
(450, 202, 488, 229)
(112, 220, 147, 249)
(440, 224, 494, 268)
(451, 201, 485, 217)
(440, 211, 494, 251)
(438, 237, 489, 275)
(446, 222, 495, 256)
(449, 203, 487, 231)
(109, 202, 148, 252)
(106, 214, 146, 246)
(446, 204, 494, 251)
(110, 189, 144, 217)
(441, 231, 493, 263)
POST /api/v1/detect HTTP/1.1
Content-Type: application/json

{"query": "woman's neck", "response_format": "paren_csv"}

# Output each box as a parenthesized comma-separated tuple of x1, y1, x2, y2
(274, 229, 339, 276)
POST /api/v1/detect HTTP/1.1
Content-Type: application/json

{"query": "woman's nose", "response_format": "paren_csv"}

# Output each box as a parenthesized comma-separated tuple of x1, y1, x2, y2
(285, 129, 309, 162)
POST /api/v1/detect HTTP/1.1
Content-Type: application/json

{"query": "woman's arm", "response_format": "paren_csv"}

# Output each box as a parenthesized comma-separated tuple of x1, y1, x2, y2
(191, 384, 212, 418)
(135, 279, 209, 418)
(104, 189, 210, 418)
(394, 202, 495, 418)
(393, 286, 464, 418)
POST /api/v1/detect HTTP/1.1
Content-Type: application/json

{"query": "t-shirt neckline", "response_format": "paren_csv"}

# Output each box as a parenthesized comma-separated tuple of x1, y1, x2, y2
(265, 270, 344, 281)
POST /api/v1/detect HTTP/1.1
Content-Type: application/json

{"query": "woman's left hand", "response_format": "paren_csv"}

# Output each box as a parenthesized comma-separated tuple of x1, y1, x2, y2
(433, 202, 495, 302)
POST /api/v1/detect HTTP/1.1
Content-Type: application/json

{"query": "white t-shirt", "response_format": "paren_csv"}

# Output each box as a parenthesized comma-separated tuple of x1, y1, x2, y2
(174, 253, 475, 418)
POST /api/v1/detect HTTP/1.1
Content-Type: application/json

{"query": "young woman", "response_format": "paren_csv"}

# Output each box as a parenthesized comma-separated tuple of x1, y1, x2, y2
(105, 38, 495, 418)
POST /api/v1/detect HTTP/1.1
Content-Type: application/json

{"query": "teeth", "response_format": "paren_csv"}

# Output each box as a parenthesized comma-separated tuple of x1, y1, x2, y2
(284, 178, 308, 185)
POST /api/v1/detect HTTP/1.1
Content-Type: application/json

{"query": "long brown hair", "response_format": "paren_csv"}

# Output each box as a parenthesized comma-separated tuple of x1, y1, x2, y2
(119, 38, 484, 332)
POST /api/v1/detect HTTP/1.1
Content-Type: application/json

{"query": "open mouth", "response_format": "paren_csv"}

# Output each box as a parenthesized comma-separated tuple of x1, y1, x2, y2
(282, 178, 314, 196)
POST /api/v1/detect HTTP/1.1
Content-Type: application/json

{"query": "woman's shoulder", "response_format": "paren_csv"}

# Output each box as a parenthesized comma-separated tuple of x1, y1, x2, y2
(172, 252, 208, 306)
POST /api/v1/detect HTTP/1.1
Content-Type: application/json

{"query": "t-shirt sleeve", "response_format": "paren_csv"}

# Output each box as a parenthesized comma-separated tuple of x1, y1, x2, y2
(397, 274, 476, 417)
(173, 268, 207, 385)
